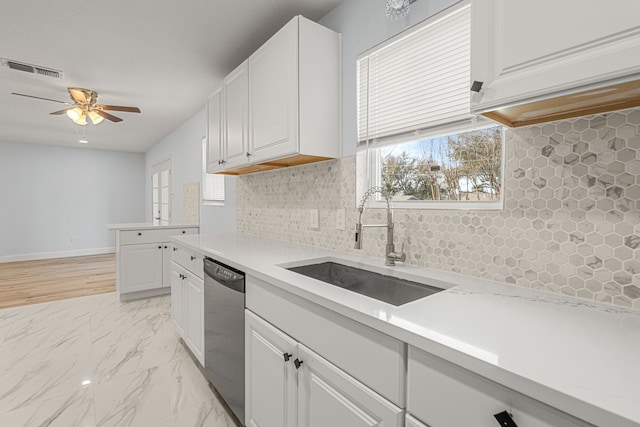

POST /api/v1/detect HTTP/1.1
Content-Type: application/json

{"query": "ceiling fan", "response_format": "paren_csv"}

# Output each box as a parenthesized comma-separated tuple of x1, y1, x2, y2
(11, 87, 141, 125)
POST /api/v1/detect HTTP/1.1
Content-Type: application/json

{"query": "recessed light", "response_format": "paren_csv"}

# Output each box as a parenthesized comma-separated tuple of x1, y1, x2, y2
(79, 138, 89, 144)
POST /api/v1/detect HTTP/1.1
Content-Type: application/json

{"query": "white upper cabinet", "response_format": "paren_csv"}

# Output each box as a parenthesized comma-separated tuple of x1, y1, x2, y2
(206, 87, 223, 173)
(224, 61, 250, 168)
(206, 15, 341, 175)
(471, 0, 640, 126)
(249, 18, 299, 163)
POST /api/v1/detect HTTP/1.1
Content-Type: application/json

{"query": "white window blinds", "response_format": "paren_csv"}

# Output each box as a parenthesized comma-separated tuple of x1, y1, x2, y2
(357, 2, 473, 147)
(202, 139, 225, 203)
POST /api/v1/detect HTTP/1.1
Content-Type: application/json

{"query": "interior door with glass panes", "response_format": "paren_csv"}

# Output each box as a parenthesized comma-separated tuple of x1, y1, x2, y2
(151, 159, 171, 223)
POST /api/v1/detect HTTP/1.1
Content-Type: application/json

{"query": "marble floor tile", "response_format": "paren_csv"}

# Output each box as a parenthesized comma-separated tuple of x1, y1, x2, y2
(0, 292, 237, 427)
(0, 388, 95, 427)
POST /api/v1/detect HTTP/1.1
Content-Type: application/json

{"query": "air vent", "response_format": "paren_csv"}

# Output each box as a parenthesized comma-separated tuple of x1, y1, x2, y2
(1, 58, 63, 79)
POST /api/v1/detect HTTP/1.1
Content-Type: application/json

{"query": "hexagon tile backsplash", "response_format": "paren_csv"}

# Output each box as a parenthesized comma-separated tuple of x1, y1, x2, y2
(237, 108, 640, 309)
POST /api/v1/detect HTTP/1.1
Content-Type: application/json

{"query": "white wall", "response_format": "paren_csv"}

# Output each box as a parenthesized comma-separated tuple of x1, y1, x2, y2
(144, 108, 236, 233)
(319, 0, 460, 156)
(0, 140, 145, 261)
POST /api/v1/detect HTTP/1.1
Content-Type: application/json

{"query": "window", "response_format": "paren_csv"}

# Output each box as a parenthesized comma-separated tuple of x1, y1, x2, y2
(357, 1, 503, 209)
(202, 138, 225, 205)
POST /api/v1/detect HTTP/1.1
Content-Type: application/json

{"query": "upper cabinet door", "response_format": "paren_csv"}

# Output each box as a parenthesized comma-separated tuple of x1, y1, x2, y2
(249, 17, 299, 163)
(224, 61, 250, 168)
(471, 0, 640, 112)
(206, 87, 223, 173)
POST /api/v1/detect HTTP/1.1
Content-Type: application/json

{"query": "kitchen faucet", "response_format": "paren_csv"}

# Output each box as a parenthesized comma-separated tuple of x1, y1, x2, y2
(354, 186, 406, 266)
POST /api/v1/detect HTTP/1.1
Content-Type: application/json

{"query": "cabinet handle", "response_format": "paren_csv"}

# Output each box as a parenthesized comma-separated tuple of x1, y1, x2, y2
(164, 245, 168, 249)
(190, 255, 196, 261)
(173, 247, 178, 252)
(182, 230, 186, 234)
(470, 80, 484, 93)
(138, 232, 142, 236)
(283, 353, 292, 362)
(293, 359, 303, 369)
(158, 245, 162, 249)
(494, 411, 518, 427)
(246, 152, 251, 157)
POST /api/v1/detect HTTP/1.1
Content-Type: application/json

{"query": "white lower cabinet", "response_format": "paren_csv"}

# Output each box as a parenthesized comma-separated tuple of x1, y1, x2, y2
(111, 225, 199, 300)
(405, 414, 429, 427)
(245, 310, 403, 427)
(184, 272, 204, 363)
(408, 346, 591, 427)
(120, 243, 165, 293)
(170, 265, 185, 336)
(297, 344, 403, 427)
(170, 244, 204, 366)
(246, 310, 297, 427)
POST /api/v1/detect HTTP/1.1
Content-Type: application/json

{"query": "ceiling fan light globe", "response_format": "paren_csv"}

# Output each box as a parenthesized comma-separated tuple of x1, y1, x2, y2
(66, 107, 83, 121)
(72, 113, 87, 126)
(88, 110, 104, 125)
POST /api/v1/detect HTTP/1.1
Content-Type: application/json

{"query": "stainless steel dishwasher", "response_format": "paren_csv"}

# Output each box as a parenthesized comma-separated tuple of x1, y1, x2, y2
(203, 257, 245, 424)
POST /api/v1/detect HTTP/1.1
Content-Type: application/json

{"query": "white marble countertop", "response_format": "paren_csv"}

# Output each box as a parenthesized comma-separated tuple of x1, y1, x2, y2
(173, 232, 640, 427)
(106, 222, 199, 231)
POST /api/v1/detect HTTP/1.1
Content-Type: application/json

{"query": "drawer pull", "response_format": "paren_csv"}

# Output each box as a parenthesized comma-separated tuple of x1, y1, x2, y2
(283, 353, 292, 362)
(294, 359, 303, 369)
(190, 255, 196, 261)
(158, 245, 162, 249)
(494, 411, 517, 427)
(182, 230, 186, 234)
(173, 247, 178, 252)
(164, 245, 168, 249)
(138, 232, 142, 236)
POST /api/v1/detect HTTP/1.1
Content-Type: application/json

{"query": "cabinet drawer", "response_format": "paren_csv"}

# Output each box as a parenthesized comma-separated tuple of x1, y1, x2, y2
(246, 275, 406, 407)
(119, 227, 198, 245)
(171, 244, 204, 279)
(408, 347, 591, 427)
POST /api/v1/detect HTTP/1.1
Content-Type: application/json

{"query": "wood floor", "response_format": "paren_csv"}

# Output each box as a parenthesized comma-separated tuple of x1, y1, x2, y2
(0, 254, 116, 309)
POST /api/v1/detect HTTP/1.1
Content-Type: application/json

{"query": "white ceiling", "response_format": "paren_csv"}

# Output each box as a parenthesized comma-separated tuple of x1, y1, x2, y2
(0, 0, 344, 153)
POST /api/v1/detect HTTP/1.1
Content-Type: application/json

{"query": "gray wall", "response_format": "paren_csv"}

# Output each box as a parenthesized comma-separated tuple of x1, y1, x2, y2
(0, 140, 145, 261)
(144, 108, 237, 234)
(319, 0, 461, 156)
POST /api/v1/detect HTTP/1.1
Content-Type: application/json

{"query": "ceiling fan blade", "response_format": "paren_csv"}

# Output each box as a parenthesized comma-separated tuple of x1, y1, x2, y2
(94, 109, 123, 122)
(12, 93, 71, 104)
(50, 108, 74, 115)
(68, 87, 88, 104)
(97, 105, 141, 113)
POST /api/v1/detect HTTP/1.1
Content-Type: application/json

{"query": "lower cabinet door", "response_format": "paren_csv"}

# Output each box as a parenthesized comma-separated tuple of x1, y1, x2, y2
(184, 273, 204, 365)
(406, 414, 430, 427)
(170, 264, 185, 336)
(245, 310, 297, 427)
(408, 347, 591, 427)
(297, 344, 403, 427)
(120, 243, 163, 293)
(162, 243, 171, 287)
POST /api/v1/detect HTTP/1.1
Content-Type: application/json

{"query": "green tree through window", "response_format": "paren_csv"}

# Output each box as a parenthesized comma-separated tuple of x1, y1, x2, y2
(380, 126, 503, 202)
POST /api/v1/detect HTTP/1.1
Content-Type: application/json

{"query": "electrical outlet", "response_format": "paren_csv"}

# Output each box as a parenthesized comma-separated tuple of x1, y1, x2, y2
(71, 236, 77, 244)
(336, 208, 346, 230)
(310, 209, 319, 229)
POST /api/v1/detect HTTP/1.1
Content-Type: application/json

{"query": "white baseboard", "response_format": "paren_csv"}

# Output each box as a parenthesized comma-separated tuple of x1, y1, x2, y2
(0, 247, 115, 264)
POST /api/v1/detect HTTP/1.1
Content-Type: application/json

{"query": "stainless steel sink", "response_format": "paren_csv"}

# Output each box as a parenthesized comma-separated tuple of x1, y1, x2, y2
(287, 261, 442, 306)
